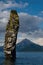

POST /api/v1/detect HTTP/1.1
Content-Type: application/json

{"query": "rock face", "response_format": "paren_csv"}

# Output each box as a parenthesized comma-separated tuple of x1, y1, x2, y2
(4, 10, 19, 59)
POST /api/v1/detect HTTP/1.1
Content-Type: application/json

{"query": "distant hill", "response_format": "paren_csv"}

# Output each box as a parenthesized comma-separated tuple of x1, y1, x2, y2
(0, 46, 4, 52)
(0, 39, 43, 52)
(16, 39, 43, 52)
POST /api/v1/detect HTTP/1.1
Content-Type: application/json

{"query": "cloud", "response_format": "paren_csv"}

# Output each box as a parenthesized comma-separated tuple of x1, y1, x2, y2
(30, 29, 43, 38)
(0, 12, 43, 33)
(0, 1, 29, 11)
(0, 10, 10, 32)
(17, 32, 43, 46)
(0, 11, 10, 18)
(18, 13, 43, 45)
(0, 11, 43, 46)
(41, 11, 43, 13)
(31, 38, 43, 46)
(17, 32, 27, 43)
(0, 0, 43, 46)
(19, 12, 43, 33)
(38, 11, 43, 17)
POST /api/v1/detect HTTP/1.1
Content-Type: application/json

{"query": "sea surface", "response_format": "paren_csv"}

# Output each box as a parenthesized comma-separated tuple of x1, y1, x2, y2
(0, 52, 43, 65)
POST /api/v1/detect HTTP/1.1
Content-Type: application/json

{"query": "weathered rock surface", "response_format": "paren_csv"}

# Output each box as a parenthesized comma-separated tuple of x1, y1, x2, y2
(4, 10, 19, 59)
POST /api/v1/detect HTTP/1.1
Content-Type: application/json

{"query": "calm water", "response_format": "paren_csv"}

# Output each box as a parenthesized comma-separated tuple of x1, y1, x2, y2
(0, 52, 43, 65)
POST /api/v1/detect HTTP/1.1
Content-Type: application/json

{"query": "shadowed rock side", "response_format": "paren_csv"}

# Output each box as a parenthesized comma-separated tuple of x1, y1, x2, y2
(4, 10, 19, 59)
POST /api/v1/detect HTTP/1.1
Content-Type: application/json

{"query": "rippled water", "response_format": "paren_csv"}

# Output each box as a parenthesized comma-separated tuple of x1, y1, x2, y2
(0, 52, 43, 65)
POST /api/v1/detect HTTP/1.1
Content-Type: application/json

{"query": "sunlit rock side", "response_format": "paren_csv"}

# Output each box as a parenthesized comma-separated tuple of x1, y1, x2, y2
(4, 10, 19, 59)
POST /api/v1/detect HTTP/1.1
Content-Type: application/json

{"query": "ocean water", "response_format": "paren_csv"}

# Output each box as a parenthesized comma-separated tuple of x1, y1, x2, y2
(0, 52, 43, 65)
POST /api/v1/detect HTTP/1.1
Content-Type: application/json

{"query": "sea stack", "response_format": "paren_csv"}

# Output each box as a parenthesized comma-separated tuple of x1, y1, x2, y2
(4, 10, 19, 59)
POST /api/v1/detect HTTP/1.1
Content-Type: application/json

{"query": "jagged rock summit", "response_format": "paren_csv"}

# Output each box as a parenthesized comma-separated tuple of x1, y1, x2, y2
(4, 10, 19, 59)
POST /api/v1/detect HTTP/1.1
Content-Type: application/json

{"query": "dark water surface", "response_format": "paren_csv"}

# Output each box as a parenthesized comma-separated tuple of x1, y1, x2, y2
(0, 52, 43, 65)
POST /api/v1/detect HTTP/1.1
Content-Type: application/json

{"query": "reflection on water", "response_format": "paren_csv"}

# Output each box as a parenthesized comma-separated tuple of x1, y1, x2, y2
(3, 58, 15, 65)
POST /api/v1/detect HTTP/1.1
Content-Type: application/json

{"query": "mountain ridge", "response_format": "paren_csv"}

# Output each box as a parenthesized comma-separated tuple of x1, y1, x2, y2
(0, 39, 43, 52)
(16, 38, 43, 52)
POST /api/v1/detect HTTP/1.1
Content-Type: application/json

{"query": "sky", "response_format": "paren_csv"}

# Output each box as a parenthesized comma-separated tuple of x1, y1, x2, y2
(0, 0, 43, 46)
